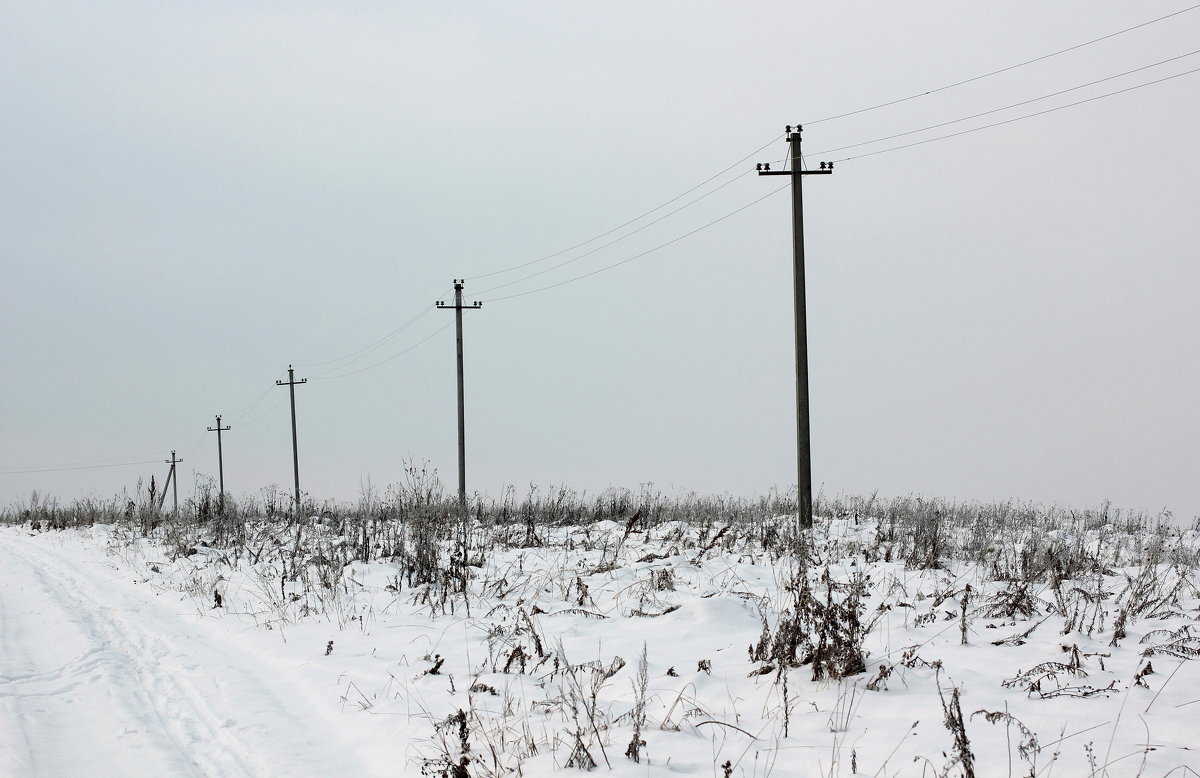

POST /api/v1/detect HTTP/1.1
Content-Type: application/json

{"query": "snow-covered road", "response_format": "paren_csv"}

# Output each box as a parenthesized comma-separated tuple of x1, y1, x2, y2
(0, 531, 372, 778)
(4, 517, 1200, 777)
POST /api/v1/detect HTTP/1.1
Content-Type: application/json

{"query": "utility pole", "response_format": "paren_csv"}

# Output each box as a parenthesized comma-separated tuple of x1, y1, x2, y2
(207, 414, 231, 513)
(436, 280, 482, 508)
(758, 125, 833, 529)
(164, 450, 182, 516)
(276, 366, 307, 516)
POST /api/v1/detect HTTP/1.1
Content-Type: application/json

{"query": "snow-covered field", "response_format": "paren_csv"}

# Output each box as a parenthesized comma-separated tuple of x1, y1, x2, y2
(2, 510, 1198, 777)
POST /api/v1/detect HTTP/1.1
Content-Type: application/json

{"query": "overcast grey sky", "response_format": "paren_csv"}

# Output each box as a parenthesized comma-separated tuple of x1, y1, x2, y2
(3, 1, 1198, 520)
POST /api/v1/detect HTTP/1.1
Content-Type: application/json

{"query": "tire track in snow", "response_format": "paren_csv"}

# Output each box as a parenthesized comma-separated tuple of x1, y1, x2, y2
(1, 531, 371, 778)
(2, 534, 261, 777)
(0, 568, 39, 776)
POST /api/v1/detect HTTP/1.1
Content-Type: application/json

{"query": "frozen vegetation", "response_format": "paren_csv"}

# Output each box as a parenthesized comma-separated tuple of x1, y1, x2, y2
(3, 475, 1199, 777)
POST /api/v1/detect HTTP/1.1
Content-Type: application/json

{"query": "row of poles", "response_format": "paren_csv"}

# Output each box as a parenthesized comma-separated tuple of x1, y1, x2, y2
(180, 280, 481, 518)
(178, 129, 829, 527)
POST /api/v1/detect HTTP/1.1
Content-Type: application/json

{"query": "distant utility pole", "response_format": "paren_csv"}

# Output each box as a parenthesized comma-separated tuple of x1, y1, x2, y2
(758, 125, 833, 529)
(164, 450, 182, 516)
(207, 414, 231, 512)
(276, 366, 307, 516)
(437, 280, 482, 508)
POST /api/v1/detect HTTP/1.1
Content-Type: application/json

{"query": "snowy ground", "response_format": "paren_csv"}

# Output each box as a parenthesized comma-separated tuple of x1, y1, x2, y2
(1, 516, 1198, 777)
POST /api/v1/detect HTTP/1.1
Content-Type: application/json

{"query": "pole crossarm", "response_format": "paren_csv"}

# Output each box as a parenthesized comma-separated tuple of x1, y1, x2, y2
(436, 280, 483, 312)
(276, 370, 308, 389)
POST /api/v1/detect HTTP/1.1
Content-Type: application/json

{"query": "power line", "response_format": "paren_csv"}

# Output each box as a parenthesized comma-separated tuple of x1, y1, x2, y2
(482, 49, 1193, 306)
(24, 50, 1195, 450)
(0, 451, 167, 471)
(290, 148, 766, 378)
(44, 8, 1200, 463)
(194, 439, 220, 462)
(0, 459, 164, 476)
(265, 141, 768, 384)
(296, 298, 445, 371)
(310, 321, 453, 381)
(804, 3, 1200, 125)
(290, 139, 780, 380)
(225, 387, 274, 423)
(475, 4, 1198, 291)
(823, 65, 1200, 163)
(290, 142, 787, 375)
(807, 49, 1200, 158)
(295, 8, 1200, 375)
(282, 172, 758, 377)
(240, 396, 288, 426)
(192, 6, 1200, 392)
(464, 136, 783, 283)
(481, 183, 790, 304)
(474, 170, 753, 298)
(273, 143, 765, 382)
(182, 426, 212, 457)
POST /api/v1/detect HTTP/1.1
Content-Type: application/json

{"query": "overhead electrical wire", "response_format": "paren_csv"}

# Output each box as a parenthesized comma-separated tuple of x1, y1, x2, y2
(274, 159, 762, 383)
(820, 65, 1200, 163)
(296, 298, 445, 371)
(289, 136, 783, 378)
(25, 5, 1197, 475)
(481, 183, 791, 304)
(465, 135, 783, 283)
(282, 57, 1200, 369)
(185, 431, 210, 457)
(0, 459, 165, 476)
(282, 150, 767, 380)
(193, 440, 219, 462)
(289, 171, 766, 377)
(285, 137, 777, 377)
(185, 395, 289, 471)
(240, 396, 289, 426)
(310, 321, 454, 381)
(803, 2, 1200, 125)
(295, 156, 762, 379)
(744, 48, 1195, 162)
(269, 7, 1200, 385)
(224, 387, 275, 423)
(0, 451, 168, 471)
(474, 171, 753, 298)
(478, 59, 1200, 303)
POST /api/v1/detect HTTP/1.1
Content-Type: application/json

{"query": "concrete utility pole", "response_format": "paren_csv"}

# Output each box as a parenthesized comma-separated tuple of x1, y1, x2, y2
(758, 125, 833, 529)
(436, 280, 482, 508)
(207, 414, 231, 512)
(276, 366, 307, 516)
(164, 450, 182, 516)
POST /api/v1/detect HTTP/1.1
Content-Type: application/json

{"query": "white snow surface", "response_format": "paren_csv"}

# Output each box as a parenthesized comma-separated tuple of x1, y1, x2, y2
(1, 518, 1199, 777)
